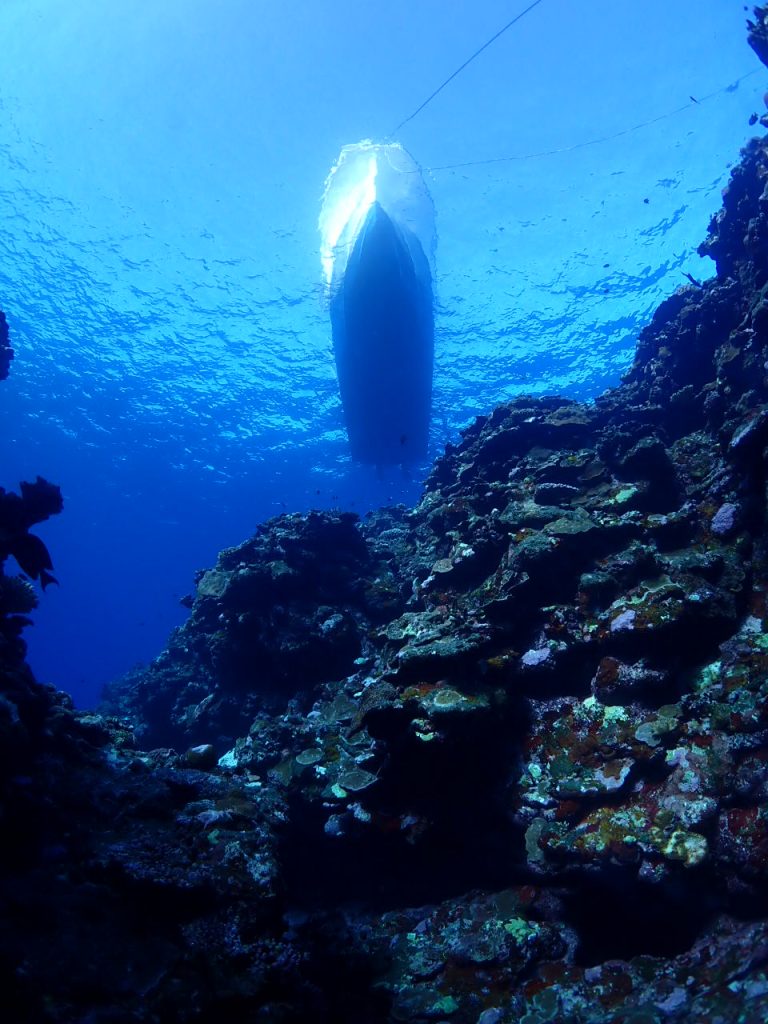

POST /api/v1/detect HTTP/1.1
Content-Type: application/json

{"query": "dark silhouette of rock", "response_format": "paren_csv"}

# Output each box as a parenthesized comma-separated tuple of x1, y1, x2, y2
(0, 310, 12, 381)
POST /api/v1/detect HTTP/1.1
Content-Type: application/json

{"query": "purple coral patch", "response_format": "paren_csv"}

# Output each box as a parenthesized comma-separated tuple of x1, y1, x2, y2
(711, 502, 739, 537)
(610, 609, 637, 632)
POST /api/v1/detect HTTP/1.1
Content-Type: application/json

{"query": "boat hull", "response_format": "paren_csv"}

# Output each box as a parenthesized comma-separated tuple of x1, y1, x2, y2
(330, 200, 433, 465)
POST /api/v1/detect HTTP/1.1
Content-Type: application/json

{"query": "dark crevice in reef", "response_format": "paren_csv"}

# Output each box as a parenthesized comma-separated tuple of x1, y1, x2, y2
(281, 802, 523, 914)
(281, 714, 525, 911)
(7, 10, 768, 1021)
(563, 867, 721, 964)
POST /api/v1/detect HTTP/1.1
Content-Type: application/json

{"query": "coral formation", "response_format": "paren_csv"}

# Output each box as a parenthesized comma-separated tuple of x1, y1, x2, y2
(6, 10, 768, 1022)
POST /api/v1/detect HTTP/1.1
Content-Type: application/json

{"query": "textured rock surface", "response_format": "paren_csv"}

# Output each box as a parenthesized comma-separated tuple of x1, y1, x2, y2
(6, 13, 768, 1022)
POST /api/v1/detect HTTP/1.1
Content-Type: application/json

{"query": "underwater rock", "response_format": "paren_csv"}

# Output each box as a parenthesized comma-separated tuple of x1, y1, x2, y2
(102, 509, 379, 749)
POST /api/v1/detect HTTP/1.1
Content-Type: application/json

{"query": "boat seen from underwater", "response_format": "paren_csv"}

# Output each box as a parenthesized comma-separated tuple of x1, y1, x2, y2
(319, 140, 436, 466)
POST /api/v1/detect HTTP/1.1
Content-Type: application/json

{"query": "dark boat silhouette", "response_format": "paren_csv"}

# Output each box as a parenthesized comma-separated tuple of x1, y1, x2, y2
(320, 141, 435, 465)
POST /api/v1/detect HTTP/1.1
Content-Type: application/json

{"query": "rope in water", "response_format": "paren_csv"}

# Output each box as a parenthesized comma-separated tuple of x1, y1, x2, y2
(423, 70, 762, 172)
(389, 0, 546, 137)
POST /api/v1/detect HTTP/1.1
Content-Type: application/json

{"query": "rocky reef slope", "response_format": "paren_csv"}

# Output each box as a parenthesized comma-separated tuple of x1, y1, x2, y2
(5, 12, 768, 1023)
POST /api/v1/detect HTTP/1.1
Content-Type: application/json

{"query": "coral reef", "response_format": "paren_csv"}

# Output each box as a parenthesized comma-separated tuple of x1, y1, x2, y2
(7, 11, 768, 1022)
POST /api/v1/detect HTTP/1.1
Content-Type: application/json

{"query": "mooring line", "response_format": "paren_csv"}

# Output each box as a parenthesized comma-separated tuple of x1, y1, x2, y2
(423, 69, 762, 173)
(389, 0, 546, 138)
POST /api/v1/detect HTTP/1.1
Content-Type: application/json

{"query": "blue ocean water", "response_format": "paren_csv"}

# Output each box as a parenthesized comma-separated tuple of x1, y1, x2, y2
(0, 0, 763, 707)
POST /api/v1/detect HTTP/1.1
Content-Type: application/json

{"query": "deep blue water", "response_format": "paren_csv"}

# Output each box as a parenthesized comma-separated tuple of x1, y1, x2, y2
(0, 0, 763, 706)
